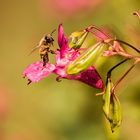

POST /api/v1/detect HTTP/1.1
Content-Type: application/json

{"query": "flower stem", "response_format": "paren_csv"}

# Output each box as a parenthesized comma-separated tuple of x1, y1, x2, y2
(86, 25, 110, 38)
(107, 59, 129, 82)
(112, 62, 137, 94)
(115, 39, 140, 54)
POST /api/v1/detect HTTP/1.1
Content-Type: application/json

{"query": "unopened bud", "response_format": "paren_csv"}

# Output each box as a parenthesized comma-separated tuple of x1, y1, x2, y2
(69, 30, 88, 49)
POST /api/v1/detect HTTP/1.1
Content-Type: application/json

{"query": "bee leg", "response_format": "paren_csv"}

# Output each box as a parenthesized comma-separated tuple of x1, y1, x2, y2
(27, 79, 32, 85)
(43, 53, 49, 66)
(40, 54, 43, 59)
(50, 50, 56, 54)
(56, 76, 62, 82)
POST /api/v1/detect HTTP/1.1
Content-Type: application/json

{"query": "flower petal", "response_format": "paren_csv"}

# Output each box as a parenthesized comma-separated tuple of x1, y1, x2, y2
(58, 23, 64, 47)
(23, 61, 56, 82)
(56, 66, 104, 90)
(56, 50, 70, 67)
(58, 24, 69, 58)
(76, 66, 104, 90)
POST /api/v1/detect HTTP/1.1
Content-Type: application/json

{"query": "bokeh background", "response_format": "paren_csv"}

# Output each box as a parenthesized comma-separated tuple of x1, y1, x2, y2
(1, 0, 140, 140)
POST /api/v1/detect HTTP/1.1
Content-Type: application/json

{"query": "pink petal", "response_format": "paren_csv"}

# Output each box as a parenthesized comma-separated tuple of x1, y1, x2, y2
(54, 66, 104, 90)
(56, 49, 80, 67)
(23, 61, 55, 82)
(54, 67, 67, 77)
(58, 23, 64, 47)
(56, 51, 70, 66)
(58, 24, 69, 58)
(75, 66, 104, 90)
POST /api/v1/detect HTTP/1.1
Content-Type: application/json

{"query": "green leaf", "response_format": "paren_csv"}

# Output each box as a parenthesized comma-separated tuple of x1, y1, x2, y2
(67, 42, 106, 75)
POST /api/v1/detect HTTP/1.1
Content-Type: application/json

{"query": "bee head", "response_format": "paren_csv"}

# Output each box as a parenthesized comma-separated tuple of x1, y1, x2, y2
(45, 34, 54, 43)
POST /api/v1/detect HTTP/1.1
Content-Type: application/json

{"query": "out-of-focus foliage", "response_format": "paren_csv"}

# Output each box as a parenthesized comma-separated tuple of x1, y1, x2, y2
(0, 0, 140, 140)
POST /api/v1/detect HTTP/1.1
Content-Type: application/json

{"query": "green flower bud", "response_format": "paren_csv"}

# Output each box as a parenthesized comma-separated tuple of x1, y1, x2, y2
(67, 42, 106, 75)
(69, 31, 88, 49)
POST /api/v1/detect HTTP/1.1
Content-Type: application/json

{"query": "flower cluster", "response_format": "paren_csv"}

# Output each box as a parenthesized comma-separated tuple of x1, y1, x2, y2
(23, 24, 104, 89)
(23, 16, 140, 132)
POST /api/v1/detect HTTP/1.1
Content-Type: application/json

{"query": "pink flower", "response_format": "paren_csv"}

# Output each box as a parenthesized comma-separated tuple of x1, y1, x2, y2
(23, 62, 55, 83)
(23, 24, 104, 90)
(40, 0, 104, 19)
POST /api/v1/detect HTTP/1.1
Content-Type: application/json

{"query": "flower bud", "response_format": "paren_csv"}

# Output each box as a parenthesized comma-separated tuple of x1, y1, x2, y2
(69, 30, 88, 49)
(67, 42, 105, 75)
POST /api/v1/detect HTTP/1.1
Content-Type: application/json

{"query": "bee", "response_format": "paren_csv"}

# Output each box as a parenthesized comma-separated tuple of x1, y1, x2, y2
(30, 29, 56, 66)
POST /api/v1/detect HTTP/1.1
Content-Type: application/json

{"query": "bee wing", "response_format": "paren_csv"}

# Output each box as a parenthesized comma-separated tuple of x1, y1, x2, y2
(28, 45, 40, 56)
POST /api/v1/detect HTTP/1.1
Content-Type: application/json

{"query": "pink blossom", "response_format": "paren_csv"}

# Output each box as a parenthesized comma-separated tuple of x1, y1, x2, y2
(40, 0, 104, 19)
(23, 62, 55, 82)
(23, 24, 104, 90)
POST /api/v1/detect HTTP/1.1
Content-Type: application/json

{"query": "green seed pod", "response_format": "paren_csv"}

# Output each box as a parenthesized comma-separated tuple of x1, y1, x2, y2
(69, 31, 88, 49)
(109, 94, 122, 133)
(103, 78, 112, 118)
(67, 42, 105, 75)
(102, 78, 121, 132)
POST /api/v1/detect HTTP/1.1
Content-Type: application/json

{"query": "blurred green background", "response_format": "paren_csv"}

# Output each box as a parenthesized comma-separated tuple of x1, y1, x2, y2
(0, 0, 140, 139)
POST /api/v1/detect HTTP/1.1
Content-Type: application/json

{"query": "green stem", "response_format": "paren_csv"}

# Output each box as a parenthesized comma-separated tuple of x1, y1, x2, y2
(112, 62, 136, 94)
(86, 25, 110, 38)
(106, 59, 129, 84)
(115, 39, 140, 54)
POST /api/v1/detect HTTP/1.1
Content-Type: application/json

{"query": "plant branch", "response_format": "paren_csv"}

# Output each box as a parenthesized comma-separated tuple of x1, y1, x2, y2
(107, 59, 129, 81)
(115, 39, 140, 54)
(111, 61, 137, 94)
(86, 25, 110, 38)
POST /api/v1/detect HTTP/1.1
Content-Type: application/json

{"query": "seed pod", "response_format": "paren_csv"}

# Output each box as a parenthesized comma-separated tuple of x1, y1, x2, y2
(67, 42, 105, 75)
(69, 31, 88, 49)
(103, 78, 112, 118)
(102, 78, 122, 132)
(109, 94, 122, 132)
